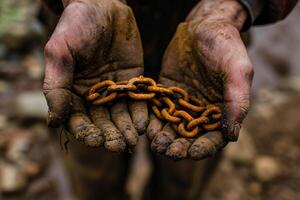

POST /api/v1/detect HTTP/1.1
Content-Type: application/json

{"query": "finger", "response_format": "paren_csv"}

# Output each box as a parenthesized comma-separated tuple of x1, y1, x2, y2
(147, 114, 163, 140)
(110, 100, 138, 148)
(151, 124, 177, 154)
(223, 59, 254, 141)
(43, 36, 73, 127)
(67, 94, 104, 147)
(165, 138, 191, 161)
(112, 4, 143, 68)
(188, 131, 227, 160)
(68, 113, 104, 147)
(89, 106, 126, 152)
(128, 101, 149, 135)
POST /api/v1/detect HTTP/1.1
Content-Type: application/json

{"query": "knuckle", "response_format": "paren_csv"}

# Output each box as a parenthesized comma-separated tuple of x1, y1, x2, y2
(113, 0, 132, 13)
(229, 59, 254, 84)
(238, 96, 250, 120)
(44, 40, 56, 57)
(240, 103, 250, 118)
(44, 38, 65, 60)
(44, 37, 73, 67)
(123, 5, 134, 15)
(42, 82, 51, 95)
(244, 63, 254, 81)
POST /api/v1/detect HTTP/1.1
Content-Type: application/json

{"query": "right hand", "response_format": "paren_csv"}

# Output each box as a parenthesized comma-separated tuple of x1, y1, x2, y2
(43, 0, 148, 152)
(147, 0, 253, 160)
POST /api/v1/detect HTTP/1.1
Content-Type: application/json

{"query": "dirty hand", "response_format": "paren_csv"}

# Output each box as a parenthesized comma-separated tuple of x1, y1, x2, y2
(147, 0, 253, 160)
(43, 0, 148, 152)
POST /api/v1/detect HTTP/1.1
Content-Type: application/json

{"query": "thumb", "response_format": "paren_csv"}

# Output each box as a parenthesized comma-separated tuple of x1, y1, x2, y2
(43, 35, 74, 128)
(222, 60, 254, 141)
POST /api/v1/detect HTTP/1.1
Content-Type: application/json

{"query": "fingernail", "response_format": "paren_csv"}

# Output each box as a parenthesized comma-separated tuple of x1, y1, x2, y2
(134, 118, 148, 135)
(147, 128, 156, 140)
(104, 138, 126, 152)
(124, 130, 138, 147)
(165, 139, 190, 161)
(189, 145, 211, 160)
(232, 123, 241, 141)
(84, 133, 104, 147)
(223, 122, 241, 142)
(199, 146, 213, 159)
(151, 134, 172, 153)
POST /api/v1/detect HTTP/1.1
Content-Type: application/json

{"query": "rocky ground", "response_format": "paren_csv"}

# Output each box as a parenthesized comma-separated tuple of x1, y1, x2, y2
(203, 89, 300, 200)
(0, 1, 299, 200)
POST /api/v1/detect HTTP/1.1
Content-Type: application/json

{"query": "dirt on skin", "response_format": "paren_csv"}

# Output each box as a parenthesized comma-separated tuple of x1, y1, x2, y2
(1, 1, 300, 200)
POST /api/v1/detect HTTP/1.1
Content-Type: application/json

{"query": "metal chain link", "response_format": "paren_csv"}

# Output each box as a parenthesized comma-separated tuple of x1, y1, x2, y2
(86, 76, 222, 138)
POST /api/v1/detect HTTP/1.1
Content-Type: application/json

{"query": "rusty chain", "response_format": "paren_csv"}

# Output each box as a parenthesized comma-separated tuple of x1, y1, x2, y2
(86, 76, 222, 138)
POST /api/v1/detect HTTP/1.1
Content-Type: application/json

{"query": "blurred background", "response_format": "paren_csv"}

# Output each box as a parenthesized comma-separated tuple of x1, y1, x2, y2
(0, 1, 299, 199)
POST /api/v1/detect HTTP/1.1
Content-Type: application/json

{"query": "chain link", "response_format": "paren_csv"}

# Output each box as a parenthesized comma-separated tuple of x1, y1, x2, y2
(86, 76, 222, 138)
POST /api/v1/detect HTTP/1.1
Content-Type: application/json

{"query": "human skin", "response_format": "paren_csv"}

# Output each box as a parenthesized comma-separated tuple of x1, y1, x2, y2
(43, 0, 148, 152)
(43, 0, 253, 159)
(147, 0, 254, 160)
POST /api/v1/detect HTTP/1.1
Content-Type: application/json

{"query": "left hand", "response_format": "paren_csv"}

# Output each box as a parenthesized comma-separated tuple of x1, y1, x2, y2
(43, 0, 148, 152)
(147, 0, 254, 160)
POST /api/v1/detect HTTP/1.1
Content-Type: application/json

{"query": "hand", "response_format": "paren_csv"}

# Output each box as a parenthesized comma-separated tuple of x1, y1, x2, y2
(147, 0, 253, 160)
(43, 0, 148, 152)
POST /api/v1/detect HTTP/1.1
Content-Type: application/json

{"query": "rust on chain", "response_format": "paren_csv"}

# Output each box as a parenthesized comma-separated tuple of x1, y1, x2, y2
(107, 84, 136, 92)
(162, 97, 176, 114)
(128, 75, 157, 87)
(177, 123, 199, 138)
(161, 109, 181, 123)
(93, 92, 118, 105)
(86, 93, 101, 101)
(86, 80, 118, 105)
(86, 76, 222, 138)
(178, 97, 206, 112)
(116, 80, 129, 85)
(152, 105, 163, 120)
(147, 85, 173, 95)
(128, 92, 155, 100)
(89, 80, 116, 94)
(203, 121, 221, 131)
(169, 87, 189, 101)
(187, 116, 209, 130)
(201, 105, 222, 117)
(212, 113, 222, 120)
(173, 110, 194, 122)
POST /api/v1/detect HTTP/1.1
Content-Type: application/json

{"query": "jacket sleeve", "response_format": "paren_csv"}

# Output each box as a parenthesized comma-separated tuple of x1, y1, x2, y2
(240, 0, 298, 28)
(255, 0, 299, 24)
(42, 0, 64, 15)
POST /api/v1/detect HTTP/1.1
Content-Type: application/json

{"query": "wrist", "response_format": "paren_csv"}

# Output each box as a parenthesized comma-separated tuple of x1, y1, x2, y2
(187, 0, 248, 31)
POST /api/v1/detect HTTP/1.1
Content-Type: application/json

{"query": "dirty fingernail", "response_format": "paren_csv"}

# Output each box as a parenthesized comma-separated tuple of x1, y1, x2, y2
(84, 133, 104, 147)
(189, 142, 216, 160)
(166, 138, 190, 161)
(233, 124, 241, 141)
(151, 132, 174, 154)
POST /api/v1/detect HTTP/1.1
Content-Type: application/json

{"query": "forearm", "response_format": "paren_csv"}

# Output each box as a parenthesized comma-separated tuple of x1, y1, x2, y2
(187, 0, 248, 31)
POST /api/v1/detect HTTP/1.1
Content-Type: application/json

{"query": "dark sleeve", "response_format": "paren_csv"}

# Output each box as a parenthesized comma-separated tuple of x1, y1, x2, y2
(239, 0, 298, 29)
(42, 0, 64, 15)
(255, 0, 299, 24)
